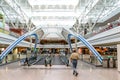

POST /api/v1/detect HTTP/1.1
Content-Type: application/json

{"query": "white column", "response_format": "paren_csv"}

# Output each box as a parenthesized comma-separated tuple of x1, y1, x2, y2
(117, 44, 120, 71)
(75, 38, 77, 51)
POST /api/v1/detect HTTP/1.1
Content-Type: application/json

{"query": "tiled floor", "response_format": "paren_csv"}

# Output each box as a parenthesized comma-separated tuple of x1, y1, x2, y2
(0, 61, 119, 80)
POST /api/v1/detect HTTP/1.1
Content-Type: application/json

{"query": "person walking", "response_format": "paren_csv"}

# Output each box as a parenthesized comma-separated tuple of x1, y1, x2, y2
(70, 50, 79, 76)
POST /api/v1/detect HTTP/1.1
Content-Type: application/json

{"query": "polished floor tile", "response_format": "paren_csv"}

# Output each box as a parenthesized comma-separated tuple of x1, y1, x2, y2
(0, 61, 119, 80)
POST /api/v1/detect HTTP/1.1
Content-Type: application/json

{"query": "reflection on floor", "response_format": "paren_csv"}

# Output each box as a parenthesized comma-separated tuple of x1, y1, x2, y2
(0, 60, 119, 80)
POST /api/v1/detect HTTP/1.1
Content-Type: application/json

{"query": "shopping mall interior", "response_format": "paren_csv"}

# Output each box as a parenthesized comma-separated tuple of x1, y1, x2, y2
(0, 0, 120, 80)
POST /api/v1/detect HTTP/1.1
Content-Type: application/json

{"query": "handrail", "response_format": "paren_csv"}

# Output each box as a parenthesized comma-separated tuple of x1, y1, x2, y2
(85, 19, 120, 38)
(0, 33, 38, 61)
(68, 33, 103, 63)
(0, 27, 20, 38)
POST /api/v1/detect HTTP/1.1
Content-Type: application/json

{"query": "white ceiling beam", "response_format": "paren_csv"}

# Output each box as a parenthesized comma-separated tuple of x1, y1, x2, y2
(32, 20, 75, 27)
(79, 0, 101, 22)
(97, 0, 120, 22)
(2, 0, 29, 23)
(31, 12, 80, 17)
(32, 16, 75, 21)
(28, 0, 79, 6)
(99, 7, 120, 22)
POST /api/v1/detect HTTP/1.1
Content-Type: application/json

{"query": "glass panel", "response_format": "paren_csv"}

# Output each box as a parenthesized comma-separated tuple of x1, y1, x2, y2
(28, 0, 79, 6)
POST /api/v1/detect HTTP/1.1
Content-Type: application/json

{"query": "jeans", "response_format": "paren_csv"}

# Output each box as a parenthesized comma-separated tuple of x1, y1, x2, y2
(72, 59, 78, 73)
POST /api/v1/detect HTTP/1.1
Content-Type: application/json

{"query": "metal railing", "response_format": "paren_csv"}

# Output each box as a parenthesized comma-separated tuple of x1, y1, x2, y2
(0, 27, 20, 38)
(84, 19, 120, 39)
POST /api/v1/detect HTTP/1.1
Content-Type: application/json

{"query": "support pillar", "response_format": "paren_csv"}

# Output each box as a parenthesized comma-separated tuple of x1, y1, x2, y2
(117, 44, 120, 71)
(75, 38, 77, 52)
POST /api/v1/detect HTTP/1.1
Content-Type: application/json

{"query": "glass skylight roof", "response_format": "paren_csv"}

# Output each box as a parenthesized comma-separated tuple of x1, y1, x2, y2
(2, 0, 120, 39)
(28, 0, 79, 6)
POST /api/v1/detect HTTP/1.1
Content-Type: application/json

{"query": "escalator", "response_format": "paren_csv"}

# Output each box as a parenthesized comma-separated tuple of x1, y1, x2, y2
(0, 27, 103, 66)
(62, 28, 103, 64)
(0, 33, 38, 62)
(68, 34, 103, 63)
(52, 54, 64, 65)
(35, 55, 47, 65)
(34, 54, 65, 65)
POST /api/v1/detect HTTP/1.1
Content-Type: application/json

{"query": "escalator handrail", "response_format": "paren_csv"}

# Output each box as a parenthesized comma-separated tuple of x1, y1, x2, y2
(67, 33, 103, 63)
(0, 33, 38, 61)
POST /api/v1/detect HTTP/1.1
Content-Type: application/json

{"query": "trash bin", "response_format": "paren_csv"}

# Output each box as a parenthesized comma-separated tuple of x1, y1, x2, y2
(109, 57, 114, 68)
(113, 57, 117, 68)
(102, 58, 109, 68)
(90, 55, 95, 63)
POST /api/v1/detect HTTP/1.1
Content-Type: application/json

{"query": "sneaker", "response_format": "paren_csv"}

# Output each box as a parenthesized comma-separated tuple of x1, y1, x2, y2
(50, 64, 52, 66)
(75, 72, 78, 76)
(73, 71, 75, 75)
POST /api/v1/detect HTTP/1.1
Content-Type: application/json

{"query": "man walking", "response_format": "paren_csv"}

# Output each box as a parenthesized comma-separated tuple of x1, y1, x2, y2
(70, 50, 79, 76)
